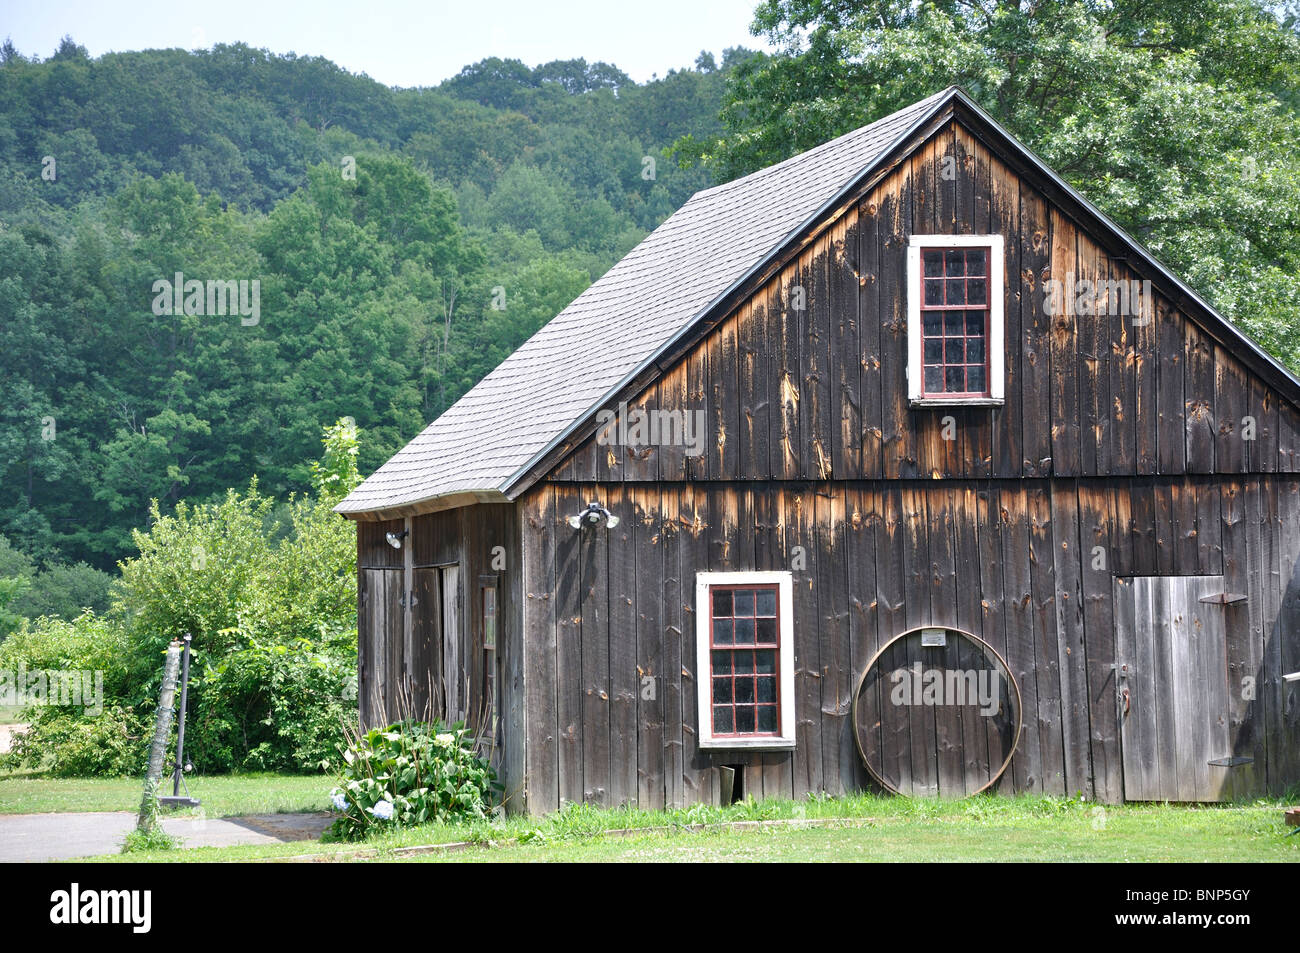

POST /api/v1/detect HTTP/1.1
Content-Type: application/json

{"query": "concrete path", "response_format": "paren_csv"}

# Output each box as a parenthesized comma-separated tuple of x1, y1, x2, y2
(0, 810, 331, 862)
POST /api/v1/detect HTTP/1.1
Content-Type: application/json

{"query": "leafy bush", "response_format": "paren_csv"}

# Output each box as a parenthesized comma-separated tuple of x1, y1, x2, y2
(0, 421, 361, 776)
(190, 632, 356, 773)
(327, 720, 498, 841)
(0, 535, 114, 626)
(6, 705, 148, 776)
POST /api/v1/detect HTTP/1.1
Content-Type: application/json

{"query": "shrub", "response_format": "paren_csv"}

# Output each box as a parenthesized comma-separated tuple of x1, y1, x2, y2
(327, 720, 498, 841)
(0, 420, 362, 777)
(6, 705, 148, 776)
(190, 631, 356, 772)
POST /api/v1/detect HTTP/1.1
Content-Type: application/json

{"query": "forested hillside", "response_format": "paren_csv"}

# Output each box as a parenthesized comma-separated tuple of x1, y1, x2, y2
(0, 39, 752, 576)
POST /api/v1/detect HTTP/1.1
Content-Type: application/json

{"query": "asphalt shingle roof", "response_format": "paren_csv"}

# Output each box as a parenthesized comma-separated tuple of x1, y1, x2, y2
(336, 90, 954, 516)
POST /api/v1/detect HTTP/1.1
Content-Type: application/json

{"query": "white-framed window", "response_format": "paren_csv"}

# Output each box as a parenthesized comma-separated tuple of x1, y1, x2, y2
(694, 571, 796, 750)
(907, 234, 1005, 406)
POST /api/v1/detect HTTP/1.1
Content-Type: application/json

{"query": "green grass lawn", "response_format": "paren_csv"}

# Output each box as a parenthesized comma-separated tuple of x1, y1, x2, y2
(0, 770, 330, 816)
(79, 791, 1300, 863)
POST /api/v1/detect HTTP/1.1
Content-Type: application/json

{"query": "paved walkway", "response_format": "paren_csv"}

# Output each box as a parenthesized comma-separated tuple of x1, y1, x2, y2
(0, 810, 331, 862)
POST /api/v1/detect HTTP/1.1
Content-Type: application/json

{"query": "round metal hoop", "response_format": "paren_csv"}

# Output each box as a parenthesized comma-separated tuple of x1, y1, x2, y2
(850, 625, 1023, 797)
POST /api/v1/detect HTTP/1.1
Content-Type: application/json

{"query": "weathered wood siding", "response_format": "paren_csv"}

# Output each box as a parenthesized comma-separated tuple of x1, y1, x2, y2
(519, 477, 1300, 809)
(553, 120, 1300, 484)
(518, 117, 1300, 811)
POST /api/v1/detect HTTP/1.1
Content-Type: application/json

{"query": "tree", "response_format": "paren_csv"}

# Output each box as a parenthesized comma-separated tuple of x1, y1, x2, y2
(675, 0, 1300, 367)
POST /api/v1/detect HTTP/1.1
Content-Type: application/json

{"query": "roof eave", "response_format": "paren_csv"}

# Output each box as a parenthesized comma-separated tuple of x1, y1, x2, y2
(333, 487, 509, 522)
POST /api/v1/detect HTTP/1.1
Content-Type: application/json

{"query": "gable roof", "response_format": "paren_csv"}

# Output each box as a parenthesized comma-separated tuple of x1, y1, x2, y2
(337, 87, 1300, 518)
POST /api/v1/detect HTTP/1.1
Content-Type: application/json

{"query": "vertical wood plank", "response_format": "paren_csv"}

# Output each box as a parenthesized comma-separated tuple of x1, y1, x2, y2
(1020, 188, 1053, 476)
(605, 486, 638, 807)
(633, 486, 665, 809)
(831, 211, 863, 479)
(522, 487, 558, 813)
(1028, 484, 1066, 793)
(1049, 210, 1080, 477)
(553, 484, 585, 807)
(859, 196, 885, 479)
(1184, 320, 1216, 474)
(1156, 303, 1186, 474)
(1079, 484, 1121, 802)
(579, 485, 611, 807)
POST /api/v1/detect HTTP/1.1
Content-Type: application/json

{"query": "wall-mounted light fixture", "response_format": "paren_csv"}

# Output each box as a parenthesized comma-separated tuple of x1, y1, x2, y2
(567, 501, 620, 530)
(385, 528, 410, 549)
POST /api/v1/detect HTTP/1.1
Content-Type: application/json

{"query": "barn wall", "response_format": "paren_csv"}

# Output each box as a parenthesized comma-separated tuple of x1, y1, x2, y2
(552, 120, 1300, 485)
(356, 503, 525, 809)
(519, 477, 1300, 812)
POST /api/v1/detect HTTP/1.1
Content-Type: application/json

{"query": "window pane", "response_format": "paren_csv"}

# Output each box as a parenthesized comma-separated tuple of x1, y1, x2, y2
(756, 589, 776, 616)
(755, 650, 776, 675)
(923, 310, 942, 335)
(924, 338, 942, 363)
(945, 279, 966, 305)
(945, 338, 964, 364)
(923, 251, 943, 277)
(756, 676, 776, 703)
(967, 338, 984, 363)
(944, 310, 964, 334)
(713, 706, 734, 733)
(711, 649, 732, 674)
(735, 677, 754, 703)
(967, 278, 987, 305)
(735, 707, 756, 733)
(713, 618, 733, 645)
(756, 617, 777, 644)
(968, 365, 987, 393)
(924, 279, 943, 306)
(735, 651, 755, 674)
(733, 589, 754, 616)
(757, 706, 778, 732)
(734, 618, 755, 645)
(945, 366, 965, 392)
(966, 310, 984, 335)
(712, 589, 732, 617)
(924, 366, 943, 393)
(966, 249, 986, 275)
(944, 249, 965, 275)
(712, 677, 731, 703)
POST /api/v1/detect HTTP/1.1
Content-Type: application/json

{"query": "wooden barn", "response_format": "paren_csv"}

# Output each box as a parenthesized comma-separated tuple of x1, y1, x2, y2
(336, 87, 1300, 812)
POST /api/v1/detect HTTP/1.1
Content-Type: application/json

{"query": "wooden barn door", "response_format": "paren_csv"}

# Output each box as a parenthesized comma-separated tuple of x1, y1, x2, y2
(413, 566, 461, 722)
(359, 568, 403, 727)
(1115, 576, 1233, 801)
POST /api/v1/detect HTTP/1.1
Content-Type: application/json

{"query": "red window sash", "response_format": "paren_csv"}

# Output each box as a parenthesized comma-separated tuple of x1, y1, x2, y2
(707, 583, 783, 739)
(918, 246, 993, 399)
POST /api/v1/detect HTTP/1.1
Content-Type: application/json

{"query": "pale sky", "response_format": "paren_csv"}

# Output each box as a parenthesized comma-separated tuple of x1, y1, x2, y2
(2, 0, 772, 87)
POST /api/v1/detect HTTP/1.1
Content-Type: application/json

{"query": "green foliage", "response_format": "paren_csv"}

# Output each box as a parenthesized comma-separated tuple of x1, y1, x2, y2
(0, 43, 738, 571)
(677, 0, 1300, 368)
(0, 422, 359, 775)
(0, 574, 27, 641)
(0, 535, 113, 626)
(121, 825, 177, 853)
(11, 561, 112, 621)
(6, 704, 147, 777)
(122, 780, 177, 853)
(326, 720, 497, 841)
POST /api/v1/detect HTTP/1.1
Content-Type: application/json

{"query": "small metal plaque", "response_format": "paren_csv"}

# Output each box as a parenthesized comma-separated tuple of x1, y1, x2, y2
(920, 628, 947, 648)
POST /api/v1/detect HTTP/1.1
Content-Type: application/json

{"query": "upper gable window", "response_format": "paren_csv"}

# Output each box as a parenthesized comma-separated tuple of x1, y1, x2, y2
(907, 235, 1004, 406)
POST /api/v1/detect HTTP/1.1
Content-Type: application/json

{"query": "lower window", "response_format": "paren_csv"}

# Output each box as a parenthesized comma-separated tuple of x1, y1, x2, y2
(695, 571, 796, 749)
